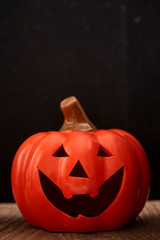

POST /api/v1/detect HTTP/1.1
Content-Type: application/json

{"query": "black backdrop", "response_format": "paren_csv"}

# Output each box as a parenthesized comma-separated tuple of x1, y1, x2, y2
(0, 0, 160, 202)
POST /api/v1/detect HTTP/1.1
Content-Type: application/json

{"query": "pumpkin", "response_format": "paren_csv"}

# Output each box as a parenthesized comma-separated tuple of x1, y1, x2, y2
(11, 96, 151, 232)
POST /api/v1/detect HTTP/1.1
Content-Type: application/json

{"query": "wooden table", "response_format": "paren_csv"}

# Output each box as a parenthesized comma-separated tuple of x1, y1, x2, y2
(0, 201, 160, 240)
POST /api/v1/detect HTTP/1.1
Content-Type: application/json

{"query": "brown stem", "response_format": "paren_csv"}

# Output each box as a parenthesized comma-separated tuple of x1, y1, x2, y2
(59, 96, 97, 131)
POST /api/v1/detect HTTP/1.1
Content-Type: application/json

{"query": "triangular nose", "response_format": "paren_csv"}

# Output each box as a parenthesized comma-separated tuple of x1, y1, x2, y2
(69, 161, 88, 178)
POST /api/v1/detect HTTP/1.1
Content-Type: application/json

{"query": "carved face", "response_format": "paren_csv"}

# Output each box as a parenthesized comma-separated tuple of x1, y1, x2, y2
(36, 131, 125, 217)
(11, 128, 150, 232)
(38, 133, 124, 217)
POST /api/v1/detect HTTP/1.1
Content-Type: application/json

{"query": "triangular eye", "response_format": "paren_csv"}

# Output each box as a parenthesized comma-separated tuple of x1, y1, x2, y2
(97, 147, 110, 157)
(53, 145, 68, 157)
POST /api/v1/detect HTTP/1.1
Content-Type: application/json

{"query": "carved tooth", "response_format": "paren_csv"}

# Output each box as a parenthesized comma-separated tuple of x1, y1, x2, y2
(89, 190, 99, 198)
(62, 192, 73, 199)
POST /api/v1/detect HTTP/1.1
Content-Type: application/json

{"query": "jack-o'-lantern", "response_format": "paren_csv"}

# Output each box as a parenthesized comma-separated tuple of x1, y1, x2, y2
(11, 96, 151, 232)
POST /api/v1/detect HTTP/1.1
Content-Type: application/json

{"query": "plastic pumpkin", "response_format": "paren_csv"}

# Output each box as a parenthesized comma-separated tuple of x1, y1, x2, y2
(11, 96, 151, 232)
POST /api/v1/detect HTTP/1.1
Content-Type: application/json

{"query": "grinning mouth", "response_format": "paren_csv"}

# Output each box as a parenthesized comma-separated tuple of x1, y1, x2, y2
(39, 167, 124, 218)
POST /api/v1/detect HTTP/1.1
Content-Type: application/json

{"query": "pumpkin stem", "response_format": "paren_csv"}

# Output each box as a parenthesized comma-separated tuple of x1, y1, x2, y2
(59, 96, 97, 131)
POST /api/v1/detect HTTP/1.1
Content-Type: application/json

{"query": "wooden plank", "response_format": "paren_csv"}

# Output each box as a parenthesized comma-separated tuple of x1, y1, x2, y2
(0, 201, 160, 240)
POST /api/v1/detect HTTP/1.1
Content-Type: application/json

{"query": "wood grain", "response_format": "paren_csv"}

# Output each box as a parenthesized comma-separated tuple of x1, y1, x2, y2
(0, 201, 160, 240)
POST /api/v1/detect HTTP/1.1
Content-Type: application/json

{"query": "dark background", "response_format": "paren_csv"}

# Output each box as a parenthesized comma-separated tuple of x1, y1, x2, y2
(0, 0, 160, 202)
